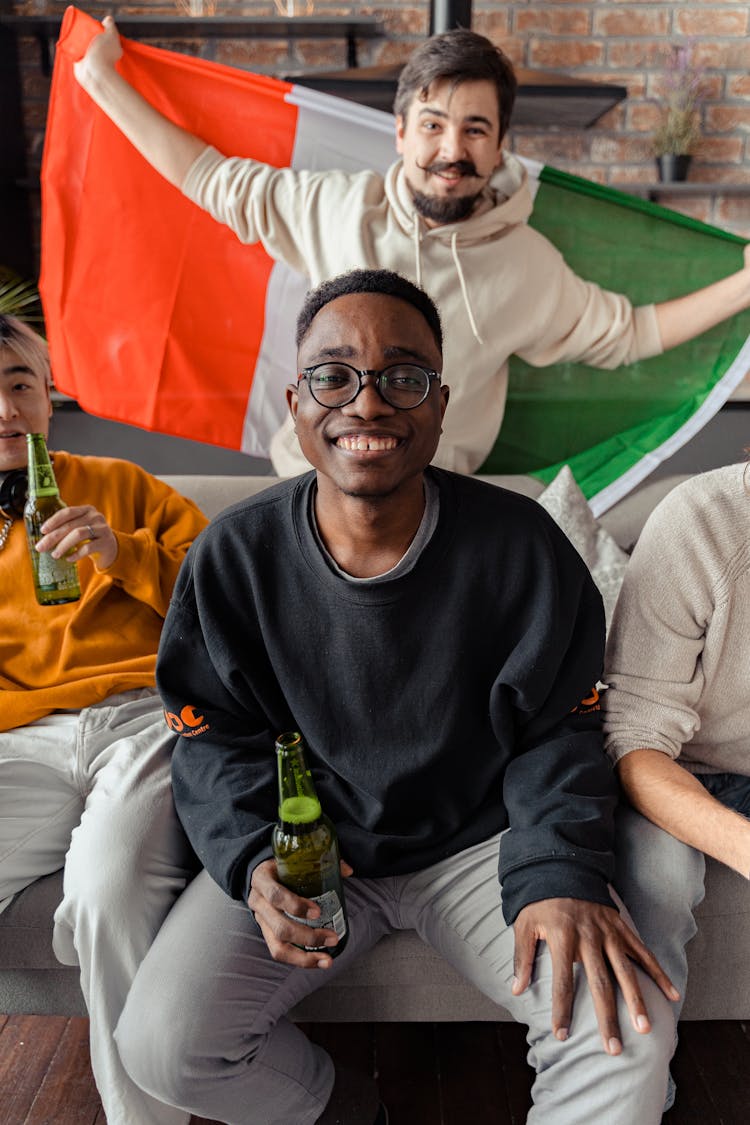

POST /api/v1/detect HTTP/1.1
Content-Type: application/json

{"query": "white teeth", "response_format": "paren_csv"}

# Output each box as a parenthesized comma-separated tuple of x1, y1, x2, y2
(336, 435, 398, 452)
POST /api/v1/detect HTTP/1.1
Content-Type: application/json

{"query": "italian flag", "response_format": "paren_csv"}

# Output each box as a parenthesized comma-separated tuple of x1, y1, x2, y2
(42, 7, 750, 514)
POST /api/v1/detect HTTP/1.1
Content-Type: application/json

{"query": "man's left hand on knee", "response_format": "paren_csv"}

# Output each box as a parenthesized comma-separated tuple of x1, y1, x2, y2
(511, 897, 680, 1054)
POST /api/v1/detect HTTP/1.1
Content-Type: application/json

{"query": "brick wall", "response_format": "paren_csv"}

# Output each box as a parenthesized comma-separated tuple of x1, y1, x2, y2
(9, 0, 750, 265)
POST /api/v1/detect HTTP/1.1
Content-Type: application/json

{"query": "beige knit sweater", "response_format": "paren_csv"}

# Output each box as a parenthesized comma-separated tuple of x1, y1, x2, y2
(603, 463, 750, 775)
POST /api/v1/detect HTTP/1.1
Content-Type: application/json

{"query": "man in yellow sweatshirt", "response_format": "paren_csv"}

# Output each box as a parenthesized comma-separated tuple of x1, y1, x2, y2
(73, 21, 750, 477)
(0, 315, 207, 1125)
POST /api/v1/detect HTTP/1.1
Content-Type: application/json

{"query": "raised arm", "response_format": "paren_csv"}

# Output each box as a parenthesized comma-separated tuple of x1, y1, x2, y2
(73, 15, 207, 189)
(653, 244, 750, 350)
(617, 748, 750, 878)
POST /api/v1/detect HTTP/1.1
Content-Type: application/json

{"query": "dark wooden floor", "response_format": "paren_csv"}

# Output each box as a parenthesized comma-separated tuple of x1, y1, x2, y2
(1, 1014, 749, 1124)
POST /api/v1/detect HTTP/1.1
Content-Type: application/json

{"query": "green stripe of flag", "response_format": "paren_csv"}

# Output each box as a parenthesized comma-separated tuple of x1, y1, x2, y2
(478, 167, 750, 512)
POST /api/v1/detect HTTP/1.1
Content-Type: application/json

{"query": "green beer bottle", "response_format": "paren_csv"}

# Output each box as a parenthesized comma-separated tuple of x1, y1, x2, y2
(272, 731, 349, 956)
(24, 434, 81, 606)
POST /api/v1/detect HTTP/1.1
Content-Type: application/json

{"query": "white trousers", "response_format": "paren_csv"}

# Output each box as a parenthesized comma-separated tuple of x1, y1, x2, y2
(0, 689, 195, 1125)
(116, 833, 676, 1125)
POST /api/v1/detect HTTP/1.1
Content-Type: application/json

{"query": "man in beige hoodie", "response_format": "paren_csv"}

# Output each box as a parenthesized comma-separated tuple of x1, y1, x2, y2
(74, 21, 750, 477)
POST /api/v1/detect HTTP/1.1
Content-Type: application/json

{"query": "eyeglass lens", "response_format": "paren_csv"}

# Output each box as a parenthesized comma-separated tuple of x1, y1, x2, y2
(307, 364, 431, 409)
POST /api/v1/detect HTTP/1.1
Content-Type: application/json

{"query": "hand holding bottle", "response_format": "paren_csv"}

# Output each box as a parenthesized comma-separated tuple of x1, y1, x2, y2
(248, 855, 353, 969)
(34, 504, 119, 570)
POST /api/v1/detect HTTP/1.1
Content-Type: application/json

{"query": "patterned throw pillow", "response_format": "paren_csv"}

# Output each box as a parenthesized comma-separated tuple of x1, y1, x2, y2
(538, 465, 629, 631)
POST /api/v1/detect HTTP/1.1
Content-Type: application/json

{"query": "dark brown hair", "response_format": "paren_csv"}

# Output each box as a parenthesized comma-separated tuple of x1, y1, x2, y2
(394, 29, 518, 141)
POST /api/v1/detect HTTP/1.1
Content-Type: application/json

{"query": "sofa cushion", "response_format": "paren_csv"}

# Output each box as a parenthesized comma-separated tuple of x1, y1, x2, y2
(537, 466, 629, 629)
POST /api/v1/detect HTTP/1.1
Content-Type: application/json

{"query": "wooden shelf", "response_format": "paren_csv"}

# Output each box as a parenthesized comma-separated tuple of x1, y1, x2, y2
(0, 13, 386, 73)
(617, 182, 750, 201)
(285, 63, 627, 128)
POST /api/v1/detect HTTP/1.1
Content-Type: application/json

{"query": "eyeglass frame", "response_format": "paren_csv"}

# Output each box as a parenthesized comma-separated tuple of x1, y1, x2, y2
(297, 362, 442, 411)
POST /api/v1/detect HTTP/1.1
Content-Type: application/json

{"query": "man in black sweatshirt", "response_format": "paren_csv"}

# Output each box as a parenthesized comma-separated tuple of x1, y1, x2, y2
(115, 269, 677, 1125)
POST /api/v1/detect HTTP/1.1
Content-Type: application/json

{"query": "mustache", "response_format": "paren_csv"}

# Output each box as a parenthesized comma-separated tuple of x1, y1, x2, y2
(416, 159, 480, 178)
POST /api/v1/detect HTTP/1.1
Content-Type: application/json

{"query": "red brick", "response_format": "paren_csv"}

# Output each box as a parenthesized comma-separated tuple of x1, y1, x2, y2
(360, 6, 429, 37)
(716, 196, 750, 236)
(593, 8, 669, 37)
(595, 102, 627, 130)
(654, 195, 714, 225)
(645, 72, 723, 101)
(213, 40, 291, 70)
(606, 41, 677, 70)
(695, 41, 750, 71)
(567, 165, 608, 185)
(691, 164, 750, 185)
(695, 136, 744, 162)
(676, 9, 748, 37)
(512, 132, 586, 162)
(514, 8, 590, 37)
(706, 106, 750, 133)
(22, 101, 49, 130)
(21, 72, 52, 102)
(589, 134, 653, 164)
(471, 12, 511, 41)
(610, 166, 659, 186)
(529, 39, 604, 69)
(727, 75, 750, 99)
(628, 102, 664, 133)
(292, 40, 353, 68)
(584, 70, 648, 99)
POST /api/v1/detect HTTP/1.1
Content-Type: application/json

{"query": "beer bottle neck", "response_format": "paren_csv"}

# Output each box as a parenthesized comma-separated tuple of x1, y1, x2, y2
(276, 732, 322, 825)
(26, 434, 59, 498)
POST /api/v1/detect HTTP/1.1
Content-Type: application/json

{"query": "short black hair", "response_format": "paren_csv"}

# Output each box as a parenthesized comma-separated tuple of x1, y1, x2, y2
(296, 269, 443, 353)
(394, 29, 517, 141)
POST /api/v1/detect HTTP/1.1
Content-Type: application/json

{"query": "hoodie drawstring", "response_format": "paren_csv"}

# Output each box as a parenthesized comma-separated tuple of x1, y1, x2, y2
(451, 231, 483, 345)
(412, 220, 423, 289)
(412, 211, 484, 345)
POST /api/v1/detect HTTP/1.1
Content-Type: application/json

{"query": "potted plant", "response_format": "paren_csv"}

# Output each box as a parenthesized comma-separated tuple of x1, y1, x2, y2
(651, 42, 705, 182)
(0, 268, 43, 324)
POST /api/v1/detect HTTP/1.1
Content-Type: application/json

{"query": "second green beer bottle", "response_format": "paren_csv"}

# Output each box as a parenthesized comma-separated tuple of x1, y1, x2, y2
(24, 433, 81, 606)
(272, 731, 349, 956)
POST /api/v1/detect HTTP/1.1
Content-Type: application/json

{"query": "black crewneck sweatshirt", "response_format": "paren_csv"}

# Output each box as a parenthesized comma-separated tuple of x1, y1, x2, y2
(157, 469, 615, 923)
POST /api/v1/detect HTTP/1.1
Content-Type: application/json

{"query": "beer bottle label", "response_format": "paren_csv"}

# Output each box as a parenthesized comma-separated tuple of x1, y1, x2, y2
(36, 550, 79, 590)
(285, 889, 347, 949)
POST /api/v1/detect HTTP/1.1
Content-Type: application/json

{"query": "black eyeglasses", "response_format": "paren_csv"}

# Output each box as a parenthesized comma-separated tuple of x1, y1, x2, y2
(298, 363, 441, 410)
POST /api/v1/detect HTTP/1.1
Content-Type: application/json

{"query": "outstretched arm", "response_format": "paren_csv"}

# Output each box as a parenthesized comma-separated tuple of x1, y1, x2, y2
(654, 244, 750, 350)
(73, 15, 207, 189)
(617, 748, 750, 878)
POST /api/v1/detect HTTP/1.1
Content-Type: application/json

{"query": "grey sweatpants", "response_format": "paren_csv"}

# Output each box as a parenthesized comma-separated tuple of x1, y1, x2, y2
(0, 690, 195, 1125)
(115, 832, 675, 1124)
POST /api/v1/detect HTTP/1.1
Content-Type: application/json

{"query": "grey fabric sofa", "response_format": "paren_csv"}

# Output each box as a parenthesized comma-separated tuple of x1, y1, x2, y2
(2, 471, 748, 1023)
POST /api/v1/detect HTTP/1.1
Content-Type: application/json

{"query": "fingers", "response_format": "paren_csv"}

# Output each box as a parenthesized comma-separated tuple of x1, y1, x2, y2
(249, 860, 341, 968)
(548, 940, 576, 1044)
(615, 926, 680, 1006)
(35, 507, 117, 567)
(580, 944, 622, 1054)
(511, 921, 537, 997)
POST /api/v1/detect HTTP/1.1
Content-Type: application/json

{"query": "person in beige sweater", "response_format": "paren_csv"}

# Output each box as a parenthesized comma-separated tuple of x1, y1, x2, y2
(603, 463, 750, 1094)
(74, 21, 750, 476)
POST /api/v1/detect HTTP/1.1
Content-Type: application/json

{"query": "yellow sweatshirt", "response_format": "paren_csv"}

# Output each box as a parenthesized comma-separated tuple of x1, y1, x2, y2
(0, 451, 207, 730)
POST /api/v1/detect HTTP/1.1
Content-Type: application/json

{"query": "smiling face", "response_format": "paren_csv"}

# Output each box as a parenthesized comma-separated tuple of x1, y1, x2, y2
(0, 345, 52, 473)
(288, 291, 448, 503)
(395, 78, 504, 227)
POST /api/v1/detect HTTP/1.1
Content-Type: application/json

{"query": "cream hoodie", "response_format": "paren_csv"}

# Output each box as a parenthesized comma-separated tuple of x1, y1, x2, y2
(604, 464, 750, 776)
(183, 148, 663, 476)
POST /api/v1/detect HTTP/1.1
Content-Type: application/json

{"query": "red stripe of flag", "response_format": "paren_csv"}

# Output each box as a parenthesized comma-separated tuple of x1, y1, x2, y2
(41, 6, 299, 449)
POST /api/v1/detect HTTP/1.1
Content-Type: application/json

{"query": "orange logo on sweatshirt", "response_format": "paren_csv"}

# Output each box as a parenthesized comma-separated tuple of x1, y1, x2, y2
(164, 705, 210, 737)
(571, 686, 600, 715)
